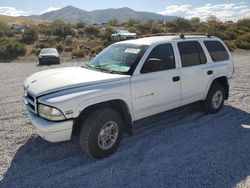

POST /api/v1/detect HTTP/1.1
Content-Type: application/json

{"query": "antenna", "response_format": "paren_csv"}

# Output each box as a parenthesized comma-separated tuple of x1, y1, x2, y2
(180, 33, 185, 39)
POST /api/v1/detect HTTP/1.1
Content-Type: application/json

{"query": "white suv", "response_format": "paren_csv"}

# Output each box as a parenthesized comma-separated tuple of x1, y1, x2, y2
(23, 35, 234, 158)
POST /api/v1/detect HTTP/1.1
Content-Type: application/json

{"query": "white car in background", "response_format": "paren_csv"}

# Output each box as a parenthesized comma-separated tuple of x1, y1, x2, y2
(38, 48, 60, 65)
(111, 30, 137, 41)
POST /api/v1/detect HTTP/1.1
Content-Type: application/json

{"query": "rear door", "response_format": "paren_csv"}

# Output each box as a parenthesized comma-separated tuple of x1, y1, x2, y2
(177, 41, 212, 105)
(130, 43, 181, 120)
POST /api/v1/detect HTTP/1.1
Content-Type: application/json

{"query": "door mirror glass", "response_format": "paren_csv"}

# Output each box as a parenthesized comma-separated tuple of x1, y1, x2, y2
(141, 58, 163, 73)
(140, 43, 176, 74)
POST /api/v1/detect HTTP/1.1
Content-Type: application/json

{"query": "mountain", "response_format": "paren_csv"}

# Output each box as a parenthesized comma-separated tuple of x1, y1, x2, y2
(29, 6, 177, 23)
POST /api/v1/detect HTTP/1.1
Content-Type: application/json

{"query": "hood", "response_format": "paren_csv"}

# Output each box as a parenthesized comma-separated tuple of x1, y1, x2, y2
(24, 67, 130, 96)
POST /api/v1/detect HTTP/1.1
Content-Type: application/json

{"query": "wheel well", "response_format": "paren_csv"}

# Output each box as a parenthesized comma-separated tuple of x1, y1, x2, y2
(211, 76, 229, 100)
(72, 100, 133, 136)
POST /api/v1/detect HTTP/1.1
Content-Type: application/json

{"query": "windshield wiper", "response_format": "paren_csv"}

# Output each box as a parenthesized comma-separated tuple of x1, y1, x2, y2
(94, 65, 117, 74)
(84, 64, 123, 74)
(82, 64, 92, 69)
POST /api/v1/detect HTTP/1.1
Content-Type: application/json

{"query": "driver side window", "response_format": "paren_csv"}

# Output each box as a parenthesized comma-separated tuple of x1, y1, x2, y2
(141, 43, 175, 73)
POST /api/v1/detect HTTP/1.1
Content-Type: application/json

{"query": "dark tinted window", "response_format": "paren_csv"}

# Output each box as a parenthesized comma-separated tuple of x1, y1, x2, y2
(204, 41, 229, 62)
(178, 41, 207, 67)
(141, 43, 175, 73)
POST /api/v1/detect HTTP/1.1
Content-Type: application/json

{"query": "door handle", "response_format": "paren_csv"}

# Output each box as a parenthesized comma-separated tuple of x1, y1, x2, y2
(172, 76, 180, 82)
(207, 70, 213, 75)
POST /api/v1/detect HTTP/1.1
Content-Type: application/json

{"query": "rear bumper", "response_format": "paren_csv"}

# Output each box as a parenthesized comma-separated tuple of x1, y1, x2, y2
(27, 110, 73, 142)
(38, 57, 59, 65)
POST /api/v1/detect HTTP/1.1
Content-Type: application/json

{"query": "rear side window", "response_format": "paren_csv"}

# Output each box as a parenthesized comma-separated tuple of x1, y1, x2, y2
(204, 41, 229, 62)
(178, 41, 207, 67)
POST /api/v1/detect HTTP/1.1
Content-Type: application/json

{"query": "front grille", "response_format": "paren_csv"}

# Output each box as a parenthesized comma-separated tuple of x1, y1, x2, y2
(26, 92, 34, 103)
(24, 91, 37, 114)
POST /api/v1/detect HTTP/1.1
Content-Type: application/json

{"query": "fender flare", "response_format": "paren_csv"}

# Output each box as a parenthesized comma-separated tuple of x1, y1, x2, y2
(75, 93, 134, 121)
(202, 74, 229, 100)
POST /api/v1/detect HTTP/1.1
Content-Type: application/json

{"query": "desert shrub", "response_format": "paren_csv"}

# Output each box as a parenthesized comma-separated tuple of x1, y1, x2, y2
(224, 41, 236, 51)
(136, 23, 152, 35)
(237, 42, 250, 49)
(100, 26, 115, 42)
(35, 42, 49, 49)
(72, 49, 85, 58)
(76, 22, 86, 28)
(56, 43, 64, 53)
(65, 35, 73, 45)
(64, 47, 73, 52)
(0, 39, 26, 61)
(151, 23, 165, 34)
(127, 19, 140, 27)
(169, 18, 192, 32)
(235, 33, 250, 49)
(108, 19, 119, 27)
(236, 19, 250, 32)
(84, 26, 100, 37)
(20, 28, 38, 44)
(225, 30, 238, 40)
(51, 20, 74, 40)
(90, 46, 103, 57)
(0, 22, 12, 37)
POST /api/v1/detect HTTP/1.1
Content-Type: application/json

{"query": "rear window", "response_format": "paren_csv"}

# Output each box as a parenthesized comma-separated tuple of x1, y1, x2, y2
(178, 41, 207, 67)
(204, 41, 229, 62)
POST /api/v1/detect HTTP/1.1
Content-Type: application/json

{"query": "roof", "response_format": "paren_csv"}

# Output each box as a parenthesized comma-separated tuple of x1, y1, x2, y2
(118, 35, 218, 46)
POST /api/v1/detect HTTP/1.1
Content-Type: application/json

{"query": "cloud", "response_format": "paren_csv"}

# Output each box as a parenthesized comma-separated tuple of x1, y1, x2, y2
(159, 2, 250, 21)
(0, 6, 29, 17)
(40, 7, 60, 14)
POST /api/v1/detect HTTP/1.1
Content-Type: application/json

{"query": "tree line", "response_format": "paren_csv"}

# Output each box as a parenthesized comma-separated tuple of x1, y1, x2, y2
(0, 16, 249, 62)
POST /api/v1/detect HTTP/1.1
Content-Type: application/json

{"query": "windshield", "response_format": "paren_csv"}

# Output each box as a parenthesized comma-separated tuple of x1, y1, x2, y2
(87, 43, 148, 74)
(118, 30, 130, 33)
(40, 48, 58, 54)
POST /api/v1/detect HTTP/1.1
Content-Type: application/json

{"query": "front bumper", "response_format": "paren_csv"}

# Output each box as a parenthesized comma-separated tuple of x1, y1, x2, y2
(27, 110, 73, 142)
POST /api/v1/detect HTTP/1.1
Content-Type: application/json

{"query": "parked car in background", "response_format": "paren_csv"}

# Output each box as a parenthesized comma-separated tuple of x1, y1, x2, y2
(111, 30, 137, 42)
(38, 48, 60, 65)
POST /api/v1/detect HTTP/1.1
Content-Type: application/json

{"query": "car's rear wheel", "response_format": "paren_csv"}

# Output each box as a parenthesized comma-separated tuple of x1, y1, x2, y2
(201, 83, 225, 114)
(79, 108, 124, 159)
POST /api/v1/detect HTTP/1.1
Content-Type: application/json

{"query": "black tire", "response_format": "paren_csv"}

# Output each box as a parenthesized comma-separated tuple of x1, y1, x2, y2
(56, 58, 60, 64)
(79, 108, 124, 159)
(201, 82, 225, 114)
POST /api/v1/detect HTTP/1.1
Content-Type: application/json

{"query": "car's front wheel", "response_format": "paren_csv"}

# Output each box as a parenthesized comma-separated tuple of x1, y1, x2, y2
(79, 108, 124, 159)
(201, 83, 225, 114)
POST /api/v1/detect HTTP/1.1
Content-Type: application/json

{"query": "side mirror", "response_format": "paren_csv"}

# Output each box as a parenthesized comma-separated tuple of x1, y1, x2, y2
(141, 58, 162, 73)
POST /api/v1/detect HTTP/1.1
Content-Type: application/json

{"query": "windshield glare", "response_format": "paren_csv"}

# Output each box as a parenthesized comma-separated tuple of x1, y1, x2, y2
(41, 48, 57, 54)
(118, 30, 129, 33)
(88, 44, 148, 74)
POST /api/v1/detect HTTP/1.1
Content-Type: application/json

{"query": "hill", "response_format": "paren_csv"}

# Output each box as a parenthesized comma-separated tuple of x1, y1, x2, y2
(29, 6, 177, 23)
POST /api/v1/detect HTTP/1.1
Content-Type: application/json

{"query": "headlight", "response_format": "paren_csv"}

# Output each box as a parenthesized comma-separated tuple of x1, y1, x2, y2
(23, 89, 27, 97)
(38, 104, 65, 121)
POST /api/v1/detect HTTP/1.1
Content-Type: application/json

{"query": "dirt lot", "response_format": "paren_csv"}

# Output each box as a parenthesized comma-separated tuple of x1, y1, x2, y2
(0, 52, 250, 188)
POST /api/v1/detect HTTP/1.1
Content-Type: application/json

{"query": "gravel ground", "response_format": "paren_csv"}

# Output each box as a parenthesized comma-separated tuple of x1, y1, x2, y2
(0, 52, 250, 188)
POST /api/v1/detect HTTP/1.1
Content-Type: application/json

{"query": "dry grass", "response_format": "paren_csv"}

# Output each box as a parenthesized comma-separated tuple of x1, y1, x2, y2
(0, 15, 49, 25)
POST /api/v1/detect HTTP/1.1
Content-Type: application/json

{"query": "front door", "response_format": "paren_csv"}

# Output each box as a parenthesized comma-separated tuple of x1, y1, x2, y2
(130, 43, 181, 120)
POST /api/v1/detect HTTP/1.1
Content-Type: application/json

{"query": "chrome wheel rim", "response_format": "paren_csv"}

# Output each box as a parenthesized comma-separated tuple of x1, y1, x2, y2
(212, 90, 223, 109)
(98, 121, 119, 150)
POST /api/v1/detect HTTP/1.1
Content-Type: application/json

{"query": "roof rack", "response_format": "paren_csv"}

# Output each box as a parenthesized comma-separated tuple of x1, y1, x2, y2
(178, 33, 211, 39)
(142, 33, 212, 39)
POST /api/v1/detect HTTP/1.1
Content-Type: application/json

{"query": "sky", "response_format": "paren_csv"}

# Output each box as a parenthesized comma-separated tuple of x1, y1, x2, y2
(0, 0, 250, 21)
